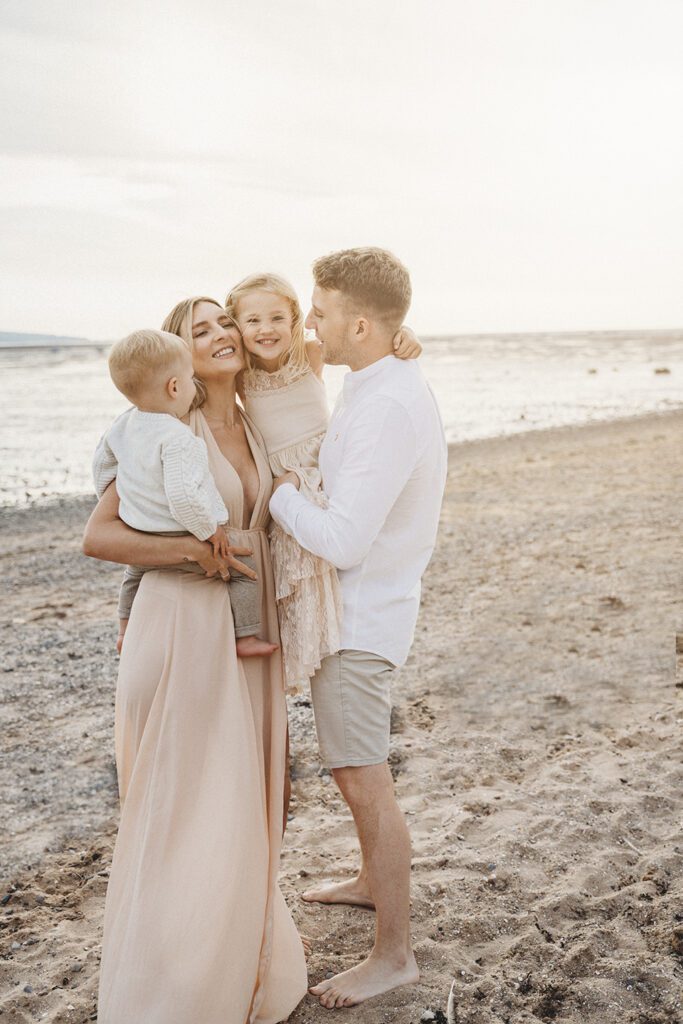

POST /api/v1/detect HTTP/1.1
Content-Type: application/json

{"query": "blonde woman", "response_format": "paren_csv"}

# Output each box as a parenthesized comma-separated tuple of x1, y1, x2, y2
(83, 298, 307, 1024)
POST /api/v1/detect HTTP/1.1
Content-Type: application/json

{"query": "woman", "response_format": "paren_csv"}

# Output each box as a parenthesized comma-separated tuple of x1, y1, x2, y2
(83, 298, 307, 1024)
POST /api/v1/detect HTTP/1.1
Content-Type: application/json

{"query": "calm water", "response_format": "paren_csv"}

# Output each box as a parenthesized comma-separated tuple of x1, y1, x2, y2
(1, 332, 682, 507)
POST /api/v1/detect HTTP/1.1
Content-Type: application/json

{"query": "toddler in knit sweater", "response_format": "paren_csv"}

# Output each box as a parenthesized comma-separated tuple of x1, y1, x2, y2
(92, 328, 276, 658)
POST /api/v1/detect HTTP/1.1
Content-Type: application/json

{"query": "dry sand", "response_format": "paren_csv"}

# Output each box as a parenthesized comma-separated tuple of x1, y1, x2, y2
(1, 411, 681, 1024)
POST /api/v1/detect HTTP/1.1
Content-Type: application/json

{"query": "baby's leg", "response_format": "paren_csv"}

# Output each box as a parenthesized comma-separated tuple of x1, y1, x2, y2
(230, 555, 278, 658)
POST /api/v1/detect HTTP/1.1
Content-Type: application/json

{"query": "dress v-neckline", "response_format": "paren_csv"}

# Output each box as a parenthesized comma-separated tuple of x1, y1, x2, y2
(196, 408, 268, 530)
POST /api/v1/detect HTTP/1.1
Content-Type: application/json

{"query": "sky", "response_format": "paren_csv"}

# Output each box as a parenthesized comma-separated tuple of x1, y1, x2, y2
(1, 0, 682, 339)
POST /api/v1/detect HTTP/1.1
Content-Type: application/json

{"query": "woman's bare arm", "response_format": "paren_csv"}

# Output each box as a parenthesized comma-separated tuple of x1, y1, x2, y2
(82, 482, 256, 578)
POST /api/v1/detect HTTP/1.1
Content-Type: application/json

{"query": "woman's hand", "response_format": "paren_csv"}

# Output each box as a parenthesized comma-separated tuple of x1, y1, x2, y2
(193, 540, 257, 581)
(393, 325, 422, 360)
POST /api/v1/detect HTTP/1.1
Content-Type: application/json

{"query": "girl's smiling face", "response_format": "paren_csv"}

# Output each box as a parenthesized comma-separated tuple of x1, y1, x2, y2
(190, 301, 245, 382)
(235, 290, 293, 370)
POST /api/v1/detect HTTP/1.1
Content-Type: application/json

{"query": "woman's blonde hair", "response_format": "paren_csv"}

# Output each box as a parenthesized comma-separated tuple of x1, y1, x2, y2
(161, 296, 240, 410)
(225, 273, 308, 374)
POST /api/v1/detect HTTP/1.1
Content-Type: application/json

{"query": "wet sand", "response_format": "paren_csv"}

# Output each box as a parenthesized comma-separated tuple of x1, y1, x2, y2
(1, 411, 681, 1023)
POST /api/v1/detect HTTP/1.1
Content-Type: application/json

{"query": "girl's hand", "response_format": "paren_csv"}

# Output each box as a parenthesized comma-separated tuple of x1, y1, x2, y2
(393, 325, 422, 360)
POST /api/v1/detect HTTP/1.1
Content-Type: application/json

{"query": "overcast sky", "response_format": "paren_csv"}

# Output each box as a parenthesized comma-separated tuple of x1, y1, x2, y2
(1, 0, 682, 338)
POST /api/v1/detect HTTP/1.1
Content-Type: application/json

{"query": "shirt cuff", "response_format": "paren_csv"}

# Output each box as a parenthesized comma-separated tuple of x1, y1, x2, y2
(269, 482, 303, 527)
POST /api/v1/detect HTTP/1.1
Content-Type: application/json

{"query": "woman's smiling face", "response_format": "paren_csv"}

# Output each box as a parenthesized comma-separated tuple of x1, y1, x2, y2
(190, 301, 245, 381)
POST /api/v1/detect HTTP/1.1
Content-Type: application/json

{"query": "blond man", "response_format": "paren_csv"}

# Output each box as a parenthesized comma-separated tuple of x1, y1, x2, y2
(270, 247, 447, 1008)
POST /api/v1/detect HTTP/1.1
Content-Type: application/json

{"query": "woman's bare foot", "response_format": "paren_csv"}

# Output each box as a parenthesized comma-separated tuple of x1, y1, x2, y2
(302, 877, 375, 910)
(235, 635, 278, 658)
(309, 950, 419, 1008)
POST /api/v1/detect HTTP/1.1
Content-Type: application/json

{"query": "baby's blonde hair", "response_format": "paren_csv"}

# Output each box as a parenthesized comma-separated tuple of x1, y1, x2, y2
(108, 328, 189, 402)
(161, 296, 239, 410)
(225, 273, 308, 373)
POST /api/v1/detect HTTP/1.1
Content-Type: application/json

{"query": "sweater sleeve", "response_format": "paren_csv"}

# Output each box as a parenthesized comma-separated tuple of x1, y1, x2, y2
(92, 433, 119, 499)
(161, 434, 229, 540)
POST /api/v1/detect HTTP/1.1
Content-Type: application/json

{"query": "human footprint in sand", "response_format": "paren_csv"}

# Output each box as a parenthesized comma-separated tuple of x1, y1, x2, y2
(270, 247, 447, 1008)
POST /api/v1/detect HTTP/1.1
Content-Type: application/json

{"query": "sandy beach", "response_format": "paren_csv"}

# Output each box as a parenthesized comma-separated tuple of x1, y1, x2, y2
(1, 411, 681, 1024)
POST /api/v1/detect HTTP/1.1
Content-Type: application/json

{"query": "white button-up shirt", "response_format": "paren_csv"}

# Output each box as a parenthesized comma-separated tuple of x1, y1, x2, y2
(269, 355, 447, 666)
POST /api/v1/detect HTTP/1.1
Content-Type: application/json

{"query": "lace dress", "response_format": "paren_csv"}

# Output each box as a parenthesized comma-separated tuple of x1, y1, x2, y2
(243, 363, 343, 693)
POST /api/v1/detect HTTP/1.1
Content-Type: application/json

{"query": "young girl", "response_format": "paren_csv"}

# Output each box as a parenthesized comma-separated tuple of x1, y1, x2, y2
(226, 272, 421, 694)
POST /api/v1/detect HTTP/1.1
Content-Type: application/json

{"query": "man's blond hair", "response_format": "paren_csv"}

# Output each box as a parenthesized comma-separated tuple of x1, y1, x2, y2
(312, 247, 411, 329)
(108, 329, 189, 402)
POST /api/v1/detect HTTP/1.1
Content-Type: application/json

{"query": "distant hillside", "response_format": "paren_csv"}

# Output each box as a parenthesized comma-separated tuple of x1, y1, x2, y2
(0, 331, 106, 349)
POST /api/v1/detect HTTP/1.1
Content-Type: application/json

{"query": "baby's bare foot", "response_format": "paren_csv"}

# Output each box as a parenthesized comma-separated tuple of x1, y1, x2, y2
(236, 635, 279, 658)
(302, 877, 375, 910)
(116, 619, 129, 655)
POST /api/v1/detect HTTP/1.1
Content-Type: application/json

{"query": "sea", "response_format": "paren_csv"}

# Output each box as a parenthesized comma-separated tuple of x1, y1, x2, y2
(1, 331, 682, 507)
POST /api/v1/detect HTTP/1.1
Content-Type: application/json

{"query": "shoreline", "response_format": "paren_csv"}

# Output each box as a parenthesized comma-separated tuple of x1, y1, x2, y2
(2, 405, 682, 518)
(1, 410, 681, 1023)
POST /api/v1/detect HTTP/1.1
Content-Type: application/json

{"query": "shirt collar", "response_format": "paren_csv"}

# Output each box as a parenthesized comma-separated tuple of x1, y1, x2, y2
(342, 354, 396, 402)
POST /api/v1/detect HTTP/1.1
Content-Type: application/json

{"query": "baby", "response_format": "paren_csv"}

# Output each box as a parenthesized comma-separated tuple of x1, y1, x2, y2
(92, 328, 277, 658)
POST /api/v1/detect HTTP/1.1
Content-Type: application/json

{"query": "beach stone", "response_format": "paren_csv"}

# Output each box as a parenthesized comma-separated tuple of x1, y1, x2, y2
(23, 984, 33, 994)
(11, 941, 21, 950)
(421, 1011, 436, 1022)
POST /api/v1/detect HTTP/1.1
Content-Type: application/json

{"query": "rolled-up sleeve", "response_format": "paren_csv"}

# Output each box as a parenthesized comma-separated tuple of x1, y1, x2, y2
(269, 397, 418, 570)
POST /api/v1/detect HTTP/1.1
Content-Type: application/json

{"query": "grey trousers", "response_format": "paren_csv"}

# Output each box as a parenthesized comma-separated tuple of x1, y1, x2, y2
(117, 552, 260, 638)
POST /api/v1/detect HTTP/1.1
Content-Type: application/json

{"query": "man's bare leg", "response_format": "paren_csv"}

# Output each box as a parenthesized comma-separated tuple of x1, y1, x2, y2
(309, 762, 418, 1008)
(302, 870, 375, 910)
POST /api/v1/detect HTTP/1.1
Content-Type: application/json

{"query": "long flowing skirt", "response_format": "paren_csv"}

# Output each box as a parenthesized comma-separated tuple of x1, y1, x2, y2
(97, 527, 307, 1024)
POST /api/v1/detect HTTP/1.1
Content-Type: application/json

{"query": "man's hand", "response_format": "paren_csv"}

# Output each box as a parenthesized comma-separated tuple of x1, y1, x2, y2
(192, 540, 257, 581)
(272, 471, 301, 494)
(393, 325, 422, 360)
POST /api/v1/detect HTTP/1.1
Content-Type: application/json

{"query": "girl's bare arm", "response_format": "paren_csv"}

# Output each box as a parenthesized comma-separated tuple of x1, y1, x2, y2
(305, 339, 324, 378)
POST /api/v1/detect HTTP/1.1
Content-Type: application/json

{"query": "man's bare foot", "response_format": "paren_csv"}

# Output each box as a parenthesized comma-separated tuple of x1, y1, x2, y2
(235, 635, 278, 658)
(309, 950, 419, 1008)
(302, 877, 375, 910)
(301, 934, 312, 956)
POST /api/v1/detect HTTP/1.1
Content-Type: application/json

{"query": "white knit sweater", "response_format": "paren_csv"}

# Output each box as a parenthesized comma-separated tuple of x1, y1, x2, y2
(92, 408, 228, 540)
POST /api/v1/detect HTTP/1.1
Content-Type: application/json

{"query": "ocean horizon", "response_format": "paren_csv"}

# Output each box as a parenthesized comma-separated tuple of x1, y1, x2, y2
(1, 329, 682, 508)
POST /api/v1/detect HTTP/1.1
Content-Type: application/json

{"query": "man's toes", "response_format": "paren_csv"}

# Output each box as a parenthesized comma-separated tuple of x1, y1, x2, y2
(309, 981, 330, 996)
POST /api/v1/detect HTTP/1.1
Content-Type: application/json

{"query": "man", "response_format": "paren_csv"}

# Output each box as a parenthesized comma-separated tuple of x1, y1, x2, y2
(269, 247, 447, 1009)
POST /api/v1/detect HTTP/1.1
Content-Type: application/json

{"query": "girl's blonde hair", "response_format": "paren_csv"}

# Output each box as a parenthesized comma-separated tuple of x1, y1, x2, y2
(161, 296, 240, 410)
(225, 273, 308, 373)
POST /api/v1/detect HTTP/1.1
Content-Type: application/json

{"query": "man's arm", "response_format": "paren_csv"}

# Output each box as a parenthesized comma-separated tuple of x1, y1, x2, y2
(269, 397, 417, 571)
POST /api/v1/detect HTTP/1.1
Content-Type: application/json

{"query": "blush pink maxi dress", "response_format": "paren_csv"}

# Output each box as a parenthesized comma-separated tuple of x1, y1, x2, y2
(97, 409, 307, 1024)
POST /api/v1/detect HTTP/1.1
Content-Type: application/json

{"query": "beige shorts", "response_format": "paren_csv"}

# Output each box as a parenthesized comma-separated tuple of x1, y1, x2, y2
(311, 649, 396, 770)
